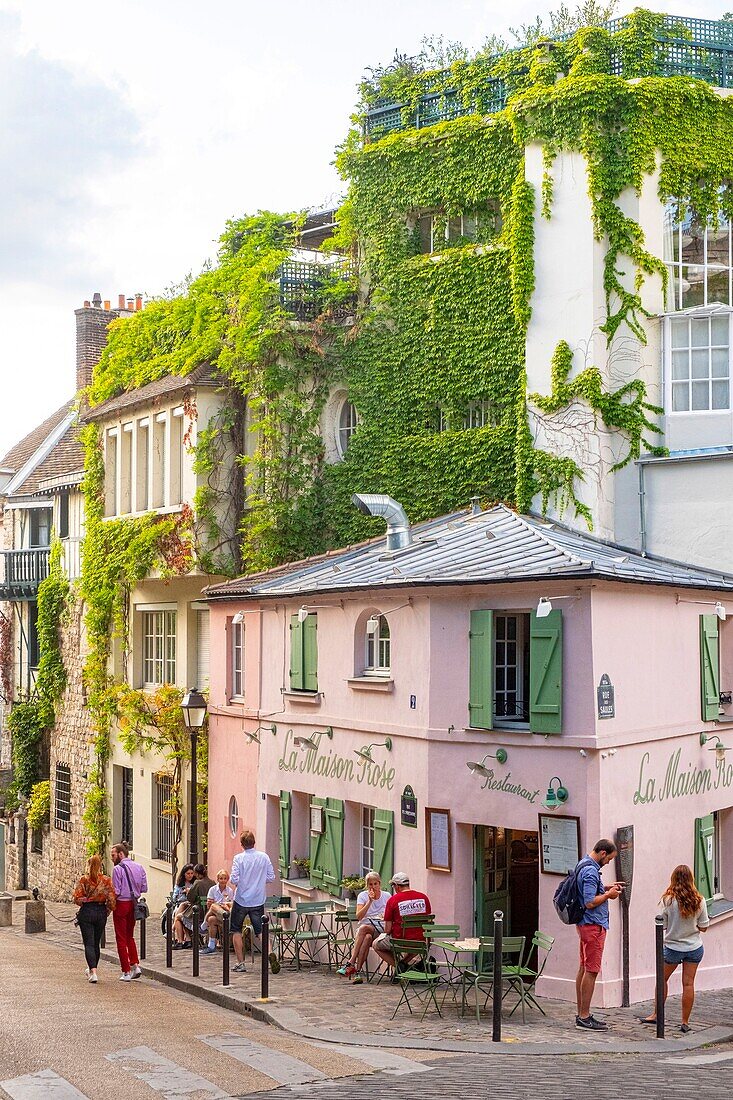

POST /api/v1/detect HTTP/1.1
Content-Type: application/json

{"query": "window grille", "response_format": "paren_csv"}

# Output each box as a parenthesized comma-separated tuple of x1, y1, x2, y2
(154, 774, 175, 862)
(54, 764, 72, 831)
(494, 613, 530, 723)
(121, 766, 134, 847)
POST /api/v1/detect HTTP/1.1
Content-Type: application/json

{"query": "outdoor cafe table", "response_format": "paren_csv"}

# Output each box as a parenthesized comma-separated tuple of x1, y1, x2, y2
(427, 937, 480, 1005)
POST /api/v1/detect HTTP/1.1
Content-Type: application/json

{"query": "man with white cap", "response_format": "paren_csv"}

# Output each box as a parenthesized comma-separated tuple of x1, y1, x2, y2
(373, 871, 431, 971)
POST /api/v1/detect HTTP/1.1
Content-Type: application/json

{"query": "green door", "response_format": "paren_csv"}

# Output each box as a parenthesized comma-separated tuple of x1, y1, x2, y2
(475, 825, 510, 935)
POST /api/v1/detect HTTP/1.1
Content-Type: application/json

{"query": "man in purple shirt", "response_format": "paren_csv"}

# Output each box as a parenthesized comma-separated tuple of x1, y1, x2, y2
(111, 841, 148, 982)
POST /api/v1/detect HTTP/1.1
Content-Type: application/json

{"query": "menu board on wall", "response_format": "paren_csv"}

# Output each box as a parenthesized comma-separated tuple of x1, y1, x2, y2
(538, 814, 581, 875)
(425, 808, 452, 872)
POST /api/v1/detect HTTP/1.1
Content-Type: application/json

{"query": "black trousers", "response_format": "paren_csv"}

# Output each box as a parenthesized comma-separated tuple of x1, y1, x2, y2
(77, 902, 108, 970)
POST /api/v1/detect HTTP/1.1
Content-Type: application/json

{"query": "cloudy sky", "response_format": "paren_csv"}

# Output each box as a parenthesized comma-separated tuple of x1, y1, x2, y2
(0, 0, 720, 456)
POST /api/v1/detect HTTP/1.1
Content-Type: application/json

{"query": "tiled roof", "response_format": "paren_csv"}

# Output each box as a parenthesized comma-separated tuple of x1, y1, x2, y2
(0, 401, 74, 473)
(0, 400, 84, 498)
(205, 503, 733, 600)
(82, 363, 222, 422)
(22, 427, 84, 496)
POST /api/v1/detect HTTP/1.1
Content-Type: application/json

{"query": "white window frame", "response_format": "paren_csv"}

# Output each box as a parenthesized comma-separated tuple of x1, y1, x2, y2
(231, 620, 244, 699)
(361, 805, 375, 876)
(228, 795, 239, 839)
(364, 614, 391, 676)
(142, 609, 177, 688)
(664, 204, 733, 311)
(663, 309, 732, 417)
(153, 773, 174, 862)
(336, 398, 358, 457)
(494, 611, 530, 729)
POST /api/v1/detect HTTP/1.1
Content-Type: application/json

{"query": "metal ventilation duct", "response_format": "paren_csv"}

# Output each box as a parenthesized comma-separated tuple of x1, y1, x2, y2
(351, 493, 412, 551)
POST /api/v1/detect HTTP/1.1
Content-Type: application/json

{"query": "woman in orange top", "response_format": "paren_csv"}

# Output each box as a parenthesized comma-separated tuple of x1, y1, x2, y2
(73, 854, 116, 983)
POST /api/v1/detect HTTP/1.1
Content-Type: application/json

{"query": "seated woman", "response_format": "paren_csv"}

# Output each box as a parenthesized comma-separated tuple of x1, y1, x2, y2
(171, 863, 196, 948)
(337, 870, 390, 984)
(202, 869, 234, 954)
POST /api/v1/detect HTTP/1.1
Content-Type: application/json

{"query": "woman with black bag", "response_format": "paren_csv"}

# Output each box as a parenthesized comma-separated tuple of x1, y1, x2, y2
(73, 854, 116, 984)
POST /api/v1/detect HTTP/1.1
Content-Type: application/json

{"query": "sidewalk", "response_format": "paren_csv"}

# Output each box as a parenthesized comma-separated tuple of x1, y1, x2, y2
(13, 899, 733, 1057)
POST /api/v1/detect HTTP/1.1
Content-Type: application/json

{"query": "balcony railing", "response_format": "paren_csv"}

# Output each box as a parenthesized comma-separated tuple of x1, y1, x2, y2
(0, 548, 50, 600)
(363, 15, 733, 141)
(278, 258, 356, 322)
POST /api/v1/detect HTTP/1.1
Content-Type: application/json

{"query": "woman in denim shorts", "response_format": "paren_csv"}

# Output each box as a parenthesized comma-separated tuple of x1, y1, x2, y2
(641, 864, 709, 1033)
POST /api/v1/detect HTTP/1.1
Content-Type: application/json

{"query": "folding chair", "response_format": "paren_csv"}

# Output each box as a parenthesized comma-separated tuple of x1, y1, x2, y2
(390, 938, 442, 1020)
(461, 935, 526, 1024)
(503, 931, 555, 1016)
(266, 895, 296, 965)
(331, 903, 357, 970)
(294, 901, 333, 969)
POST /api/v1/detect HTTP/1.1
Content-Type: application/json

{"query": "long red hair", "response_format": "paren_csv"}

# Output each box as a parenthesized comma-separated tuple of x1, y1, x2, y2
(87, 854, 103, 884)
(662, 864, 703, 918)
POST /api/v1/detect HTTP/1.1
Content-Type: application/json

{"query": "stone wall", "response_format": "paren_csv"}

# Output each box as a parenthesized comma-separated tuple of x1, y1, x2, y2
(3, 596, 94, 900)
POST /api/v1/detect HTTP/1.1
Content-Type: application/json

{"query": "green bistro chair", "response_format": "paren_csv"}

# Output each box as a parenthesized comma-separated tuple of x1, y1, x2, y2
(331, 903, 357, 969)
(502, 931, 555, 1017)
(461, 935, 526, 1024)
(294, 901, 333, 970)
(424, 925, 466, 999)
(390, 938, 442, 1020)
(266, 895, 296, 965)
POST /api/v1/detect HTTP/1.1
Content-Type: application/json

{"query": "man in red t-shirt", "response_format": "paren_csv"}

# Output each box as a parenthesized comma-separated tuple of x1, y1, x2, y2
(373, 871, 431, 970)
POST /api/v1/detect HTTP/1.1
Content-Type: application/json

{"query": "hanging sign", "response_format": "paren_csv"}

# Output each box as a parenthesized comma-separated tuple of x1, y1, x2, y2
(400, 785, 417, 828)
(597, 674, 615, 719)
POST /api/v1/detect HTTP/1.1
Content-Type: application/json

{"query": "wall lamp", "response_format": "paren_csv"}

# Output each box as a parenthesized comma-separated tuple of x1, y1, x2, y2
(244, 723, 277, 745)
(294, 727, 334, 751)
(466, 749, 508, 777)
(354, 737, 393, 762)
(536, 595, 580, 618)
(231, 608, 280, 624)
(542, 776, 569, 810)
(676, 596, 726, 621)
(298, 605, 339, 623)
(700, 732, 731, 760)
(366, 600, 414, 634)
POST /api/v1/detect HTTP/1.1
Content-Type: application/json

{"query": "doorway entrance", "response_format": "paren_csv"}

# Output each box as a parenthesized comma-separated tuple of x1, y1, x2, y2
(474, 825, 539, 941)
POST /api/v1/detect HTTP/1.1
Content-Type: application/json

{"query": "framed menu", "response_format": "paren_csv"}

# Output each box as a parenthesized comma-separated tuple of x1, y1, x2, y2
(425, 808, 452, 872)
(538, 813, 581, 875)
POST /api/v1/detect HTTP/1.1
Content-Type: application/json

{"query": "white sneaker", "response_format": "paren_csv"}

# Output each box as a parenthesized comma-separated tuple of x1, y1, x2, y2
(85, 967, 90, 978)
(119, 972, 132, 982)
(89, 973, 98, 984)
(130, 965, 142, 979)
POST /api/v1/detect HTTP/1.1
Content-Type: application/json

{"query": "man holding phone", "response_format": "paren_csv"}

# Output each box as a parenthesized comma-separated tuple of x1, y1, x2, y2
(575, 838, 624, 1031)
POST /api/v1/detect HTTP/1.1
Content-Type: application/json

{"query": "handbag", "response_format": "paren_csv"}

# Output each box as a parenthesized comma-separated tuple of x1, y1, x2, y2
(121, 862, 150, 921)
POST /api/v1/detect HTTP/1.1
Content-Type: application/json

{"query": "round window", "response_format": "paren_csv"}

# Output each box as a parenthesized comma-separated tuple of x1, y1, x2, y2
(336, 399, 358, 457)
(228, 795, 239, 838)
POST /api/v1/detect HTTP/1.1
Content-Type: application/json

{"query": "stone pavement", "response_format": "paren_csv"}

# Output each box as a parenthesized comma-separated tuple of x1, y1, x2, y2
(16, 899, 733, 1057)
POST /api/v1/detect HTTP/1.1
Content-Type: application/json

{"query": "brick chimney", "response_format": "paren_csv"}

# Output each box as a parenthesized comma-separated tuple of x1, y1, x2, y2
(75, 291, 141, 393)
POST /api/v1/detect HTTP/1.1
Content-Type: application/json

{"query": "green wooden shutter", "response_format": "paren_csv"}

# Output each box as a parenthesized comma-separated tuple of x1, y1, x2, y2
(309, 797, 326, 886)
(700, 615, 720, 722)
(373, 809, 394, 884)
(694, 814, 716, 903)
(469, 609, 493, 729)
(303, 614, 318, 692)
(529, 609, 563, 735)
(290, 615, 304, 690)
(323, 798, 345, 897)
(278, 790, 292, 879)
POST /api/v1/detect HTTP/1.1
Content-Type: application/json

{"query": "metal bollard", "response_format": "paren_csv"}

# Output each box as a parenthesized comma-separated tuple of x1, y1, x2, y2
(260, 915, 270, 1000)
(192, 903, 200, 978)
(492, 909, 503, 1043)
(139, 915, 147, 961)
(655, 914, 665, 1039)
(222, 912, 230, 987)
(165, 900, 173, 969)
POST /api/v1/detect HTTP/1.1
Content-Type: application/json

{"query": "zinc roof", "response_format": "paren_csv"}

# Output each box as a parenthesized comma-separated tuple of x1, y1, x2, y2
(205, 503, 733, 601)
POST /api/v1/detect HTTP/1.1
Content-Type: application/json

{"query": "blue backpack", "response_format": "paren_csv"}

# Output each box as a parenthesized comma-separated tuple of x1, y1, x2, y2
(553, 857, 592, 925)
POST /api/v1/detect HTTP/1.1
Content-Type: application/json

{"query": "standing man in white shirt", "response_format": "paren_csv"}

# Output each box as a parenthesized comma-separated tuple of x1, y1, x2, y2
(228, 829, 277, 974)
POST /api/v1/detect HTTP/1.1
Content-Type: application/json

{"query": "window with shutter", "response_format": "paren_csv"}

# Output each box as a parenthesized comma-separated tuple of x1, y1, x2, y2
(309, 796, 327, 887)
(278, 791, 292, 879)
(469, 609, 493, 729)
(290, 615, 304, 690)
(694, 813, 716, 903)
(323, 798, 345, 897)
(529, 610, 563, 735)
(700, 614, 720, 722)
(196, 610, 210, 691)
(373, 809, 394, 884)
(290, 614, 318, 692)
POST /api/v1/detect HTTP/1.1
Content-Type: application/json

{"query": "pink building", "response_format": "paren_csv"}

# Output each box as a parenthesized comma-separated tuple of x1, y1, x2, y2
(205, 500, 733, 1006)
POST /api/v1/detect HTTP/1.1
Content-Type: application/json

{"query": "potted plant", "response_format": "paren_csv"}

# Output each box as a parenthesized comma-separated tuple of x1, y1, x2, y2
(290, 856, 311, 880)
(341, 874, 365, 900)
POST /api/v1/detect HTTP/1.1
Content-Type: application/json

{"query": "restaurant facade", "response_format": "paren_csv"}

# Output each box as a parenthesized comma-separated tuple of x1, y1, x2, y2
(205, 501, 733, 1006)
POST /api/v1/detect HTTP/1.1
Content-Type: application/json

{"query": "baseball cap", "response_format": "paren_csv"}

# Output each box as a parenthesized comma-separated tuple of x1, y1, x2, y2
(389, 871, 410, 886)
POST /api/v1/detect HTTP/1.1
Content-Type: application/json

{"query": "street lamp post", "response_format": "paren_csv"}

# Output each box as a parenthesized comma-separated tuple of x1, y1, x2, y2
(180, 687, 207, 866)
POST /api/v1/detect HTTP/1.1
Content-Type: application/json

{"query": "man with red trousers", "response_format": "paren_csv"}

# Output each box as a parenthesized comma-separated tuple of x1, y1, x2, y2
(111, 841, 148, 981)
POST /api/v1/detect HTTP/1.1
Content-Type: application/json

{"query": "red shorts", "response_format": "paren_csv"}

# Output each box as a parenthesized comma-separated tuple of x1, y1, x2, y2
(577, 923, 606, 973)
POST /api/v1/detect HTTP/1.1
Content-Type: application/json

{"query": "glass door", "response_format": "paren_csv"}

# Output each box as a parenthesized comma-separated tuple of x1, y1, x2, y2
(475, 824, 510, 935)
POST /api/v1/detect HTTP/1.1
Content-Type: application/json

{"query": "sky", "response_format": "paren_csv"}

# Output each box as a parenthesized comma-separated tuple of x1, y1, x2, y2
(0, 0, 723, 457)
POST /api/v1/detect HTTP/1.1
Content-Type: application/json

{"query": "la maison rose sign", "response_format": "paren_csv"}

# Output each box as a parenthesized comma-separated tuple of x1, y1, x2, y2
(278, 728, 396, 791)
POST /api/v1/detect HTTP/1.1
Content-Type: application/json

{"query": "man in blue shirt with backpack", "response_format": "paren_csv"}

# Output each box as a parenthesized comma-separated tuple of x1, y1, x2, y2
(574, 838, 624, 1031)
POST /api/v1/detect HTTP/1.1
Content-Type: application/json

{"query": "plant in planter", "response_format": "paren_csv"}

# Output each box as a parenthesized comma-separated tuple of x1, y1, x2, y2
(290, 856, 311, 879)
(341, 874, 365, 899)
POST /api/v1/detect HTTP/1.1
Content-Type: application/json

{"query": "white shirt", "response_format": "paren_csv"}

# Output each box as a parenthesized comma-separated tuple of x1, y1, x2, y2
(207, 883, 234, 906)
(229, 847, 275, 906)
(356, 889, 390, 926)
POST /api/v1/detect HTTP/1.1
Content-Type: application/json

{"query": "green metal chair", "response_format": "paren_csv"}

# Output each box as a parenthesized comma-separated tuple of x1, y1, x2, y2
(390, 938, 442, 1020)
(502, 931, 555, 1016)
(331, 903, 357, 969)
(294, 901, 333, 969)
(266, 895, 296, 964)
(424, 925, 466, 998)
(460, 935, 526, 1024)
